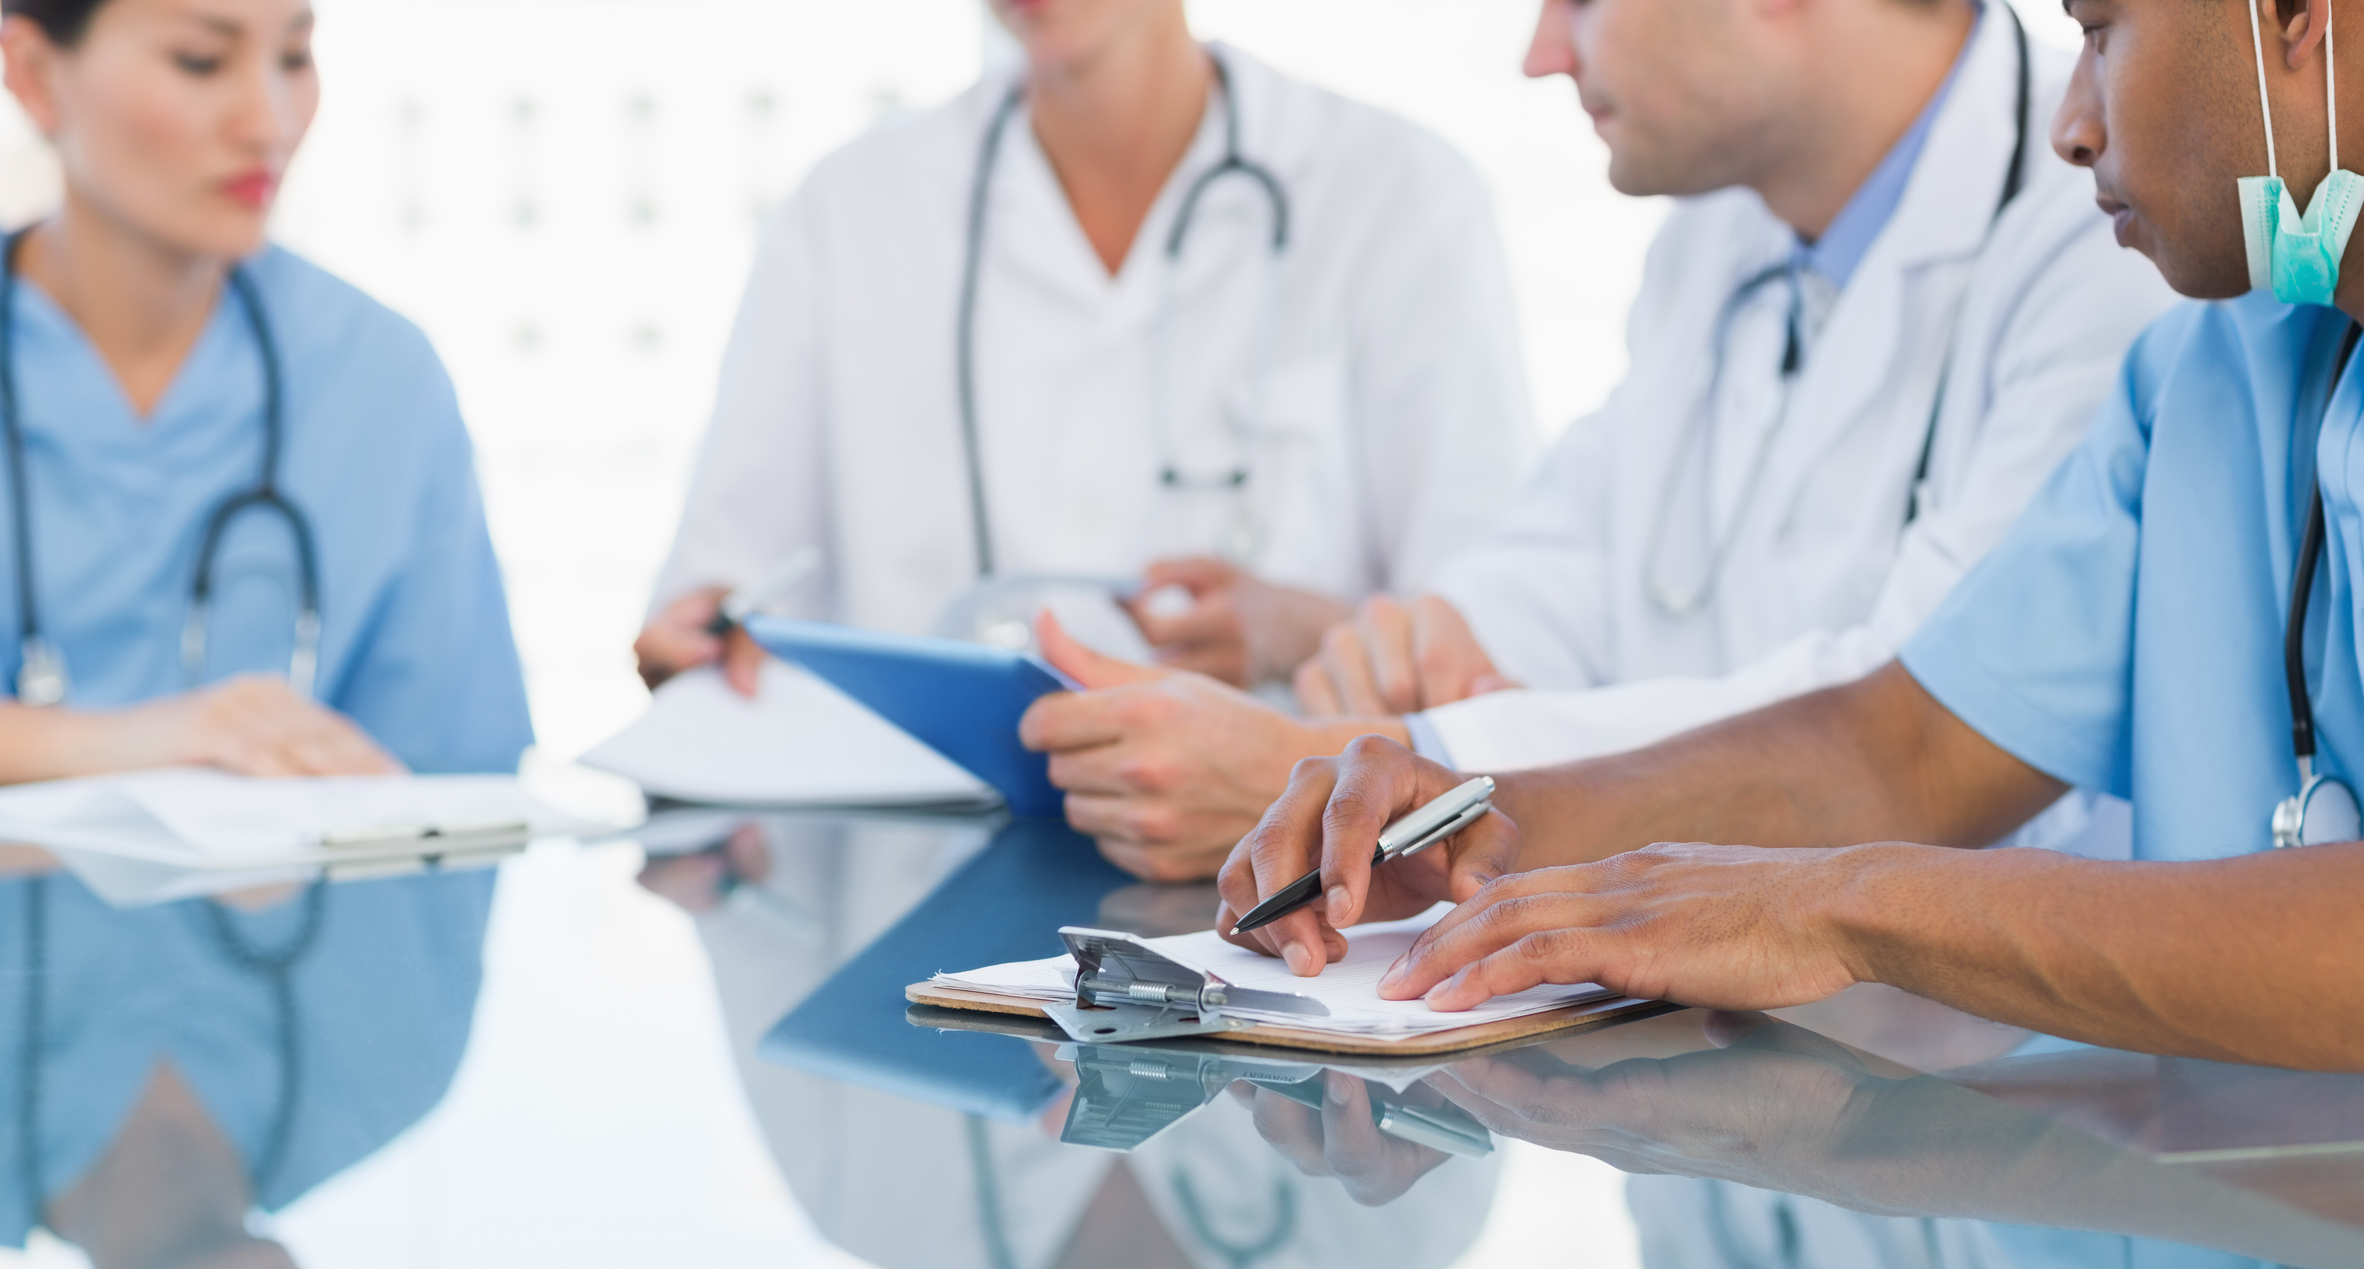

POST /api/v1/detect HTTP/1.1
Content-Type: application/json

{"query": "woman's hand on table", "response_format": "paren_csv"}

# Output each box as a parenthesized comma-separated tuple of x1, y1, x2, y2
(117, 675, 400, 777)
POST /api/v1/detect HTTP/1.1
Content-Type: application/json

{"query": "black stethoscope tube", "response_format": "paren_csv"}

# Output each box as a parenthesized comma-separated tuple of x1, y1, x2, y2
(0, 230, 323, 704)
(2285, 325, 2363, 774)
(953, 50, 1289, 580)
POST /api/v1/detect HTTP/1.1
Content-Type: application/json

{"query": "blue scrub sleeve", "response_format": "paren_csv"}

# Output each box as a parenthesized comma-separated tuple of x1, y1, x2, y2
(332, 396, 533, 776)
(1900, 358, 2149, 797)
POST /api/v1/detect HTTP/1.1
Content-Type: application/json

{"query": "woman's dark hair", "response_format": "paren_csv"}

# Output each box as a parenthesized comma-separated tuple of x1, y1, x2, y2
(1, 0, 106, 46)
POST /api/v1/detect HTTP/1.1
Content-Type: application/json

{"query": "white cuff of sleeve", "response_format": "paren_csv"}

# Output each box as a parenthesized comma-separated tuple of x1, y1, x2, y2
(1402, 712, 1457, 766)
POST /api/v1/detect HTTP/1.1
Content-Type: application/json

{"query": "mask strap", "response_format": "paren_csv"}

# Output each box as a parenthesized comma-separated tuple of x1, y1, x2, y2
(2255, 0, 2284, 178)
(2329, 1, 2341, 173)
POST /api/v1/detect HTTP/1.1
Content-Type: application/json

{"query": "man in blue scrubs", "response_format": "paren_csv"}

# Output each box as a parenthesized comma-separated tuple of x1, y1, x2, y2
(1217, 0, 2364, 1075)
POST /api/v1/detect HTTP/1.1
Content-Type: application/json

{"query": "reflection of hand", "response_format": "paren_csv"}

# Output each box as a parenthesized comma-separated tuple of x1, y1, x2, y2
(108, 675, 400, 777)
(1438, 1018, 2364, 1263)
(1428, 1014, 1885, 1194)
(1378, 842, 1871, 1013)
(1125, 558, 1351, 688)
(634, 586, 766, 695)
(1238, 1071, 1453, 1206)
(1024, 612, 1397, 882)
(636, 823, 773, 913)
(1215, 736, 1517, 976)
(1294, 595, 1514, 717)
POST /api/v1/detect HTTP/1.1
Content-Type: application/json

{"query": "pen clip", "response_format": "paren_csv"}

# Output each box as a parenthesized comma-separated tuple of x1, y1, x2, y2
(1379, 797, 1491, 864)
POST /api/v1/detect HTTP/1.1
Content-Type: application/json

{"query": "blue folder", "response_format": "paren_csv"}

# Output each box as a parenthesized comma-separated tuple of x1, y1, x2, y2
(757, 817, 1133, 1123)
(746, 617, 1079, 818)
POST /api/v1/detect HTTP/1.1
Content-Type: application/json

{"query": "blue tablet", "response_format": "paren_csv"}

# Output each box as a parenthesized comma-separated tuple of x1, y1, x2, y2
(745, 617, 1079, 818)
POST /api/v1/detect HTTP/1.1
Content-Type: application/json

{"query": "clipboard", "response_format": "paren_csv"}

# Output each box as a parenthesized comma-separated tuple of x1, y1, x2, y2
(904, 978, 1666, 1057)
(745, 617, 1077, 817)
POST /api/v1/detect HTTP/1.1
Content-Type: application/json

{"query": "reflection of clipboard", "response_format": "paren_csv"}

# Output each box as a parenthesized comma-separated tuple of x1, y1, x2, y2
(1053, 1037, 1496, 1155)
(905, 978, 1665, 1058)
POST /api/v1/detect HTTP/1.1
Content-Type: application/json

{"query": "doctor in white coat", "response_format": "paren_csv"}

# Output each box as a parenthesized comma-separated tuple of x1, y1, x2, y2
(1017, 0, 2175, 879)
(635, 0, 1532, 697)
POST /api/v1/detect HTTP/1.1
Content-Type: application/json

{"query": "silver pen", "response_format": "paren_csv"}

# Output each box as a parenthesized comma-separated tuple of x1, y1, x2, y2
(1229, 775, 1496, 935)
(706, 545, 822, 636)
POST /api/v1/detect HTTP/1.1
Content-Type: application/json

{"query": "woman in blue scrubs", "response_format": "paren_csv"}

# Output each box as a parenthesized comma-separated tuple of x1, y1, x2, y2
(0, 0, 530, 779)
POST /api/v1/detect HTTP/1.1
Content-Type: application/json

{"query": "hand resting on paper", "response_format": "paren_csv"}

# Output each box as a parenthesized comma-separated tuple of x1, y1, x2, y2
(0, 674, 399, 783)
(635, 585, 767, 696)
(1219, 734, 1868, 1016)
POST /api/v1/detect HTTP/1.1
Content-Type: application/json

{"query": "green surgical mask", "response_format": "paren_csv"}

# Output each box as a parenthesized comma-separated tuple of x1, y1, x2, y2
(2238, 0, 2363, 306)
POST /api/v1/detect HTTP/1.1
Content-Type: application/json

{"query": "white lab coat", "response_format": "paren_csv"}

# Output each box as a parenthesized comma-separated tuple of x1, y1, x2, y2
(654, 46, 1533, 639)
(1424, 15, 2177, 778)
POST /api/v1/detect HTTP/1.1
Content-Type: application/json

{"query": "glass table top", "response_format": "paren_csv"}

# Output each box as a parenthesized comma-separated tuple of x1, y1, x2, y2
(5, 808, 2361, 1269)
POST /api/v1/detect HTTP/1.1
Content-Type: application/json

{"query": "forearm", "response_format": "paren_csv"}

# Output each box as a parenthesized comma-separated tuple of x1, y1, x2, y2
(1832, 842, 2364, 1070)
(0, 703, 163, 784)
(1490, 663, 2063, 867)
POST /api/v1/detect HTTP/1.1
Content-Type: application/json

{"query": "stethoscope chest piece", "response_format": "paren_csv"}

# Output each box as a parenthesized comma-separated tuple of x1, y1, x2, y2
(2273, 768, 2362, 849)
(15, 635, 64, 706)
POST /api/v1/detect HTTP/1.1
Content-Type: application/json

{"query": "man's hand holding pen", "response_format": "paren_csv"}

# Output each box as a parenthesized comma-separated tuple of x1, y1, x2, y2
(1216, 736, 1520, 976)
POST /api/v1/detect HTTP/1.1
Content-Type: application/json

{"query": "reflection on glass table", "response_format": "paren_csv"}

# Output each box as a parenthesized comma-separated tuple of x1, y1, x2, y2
(650, 809, 2364, 1269)
(644, 810, 1499, 1269)
(1250, 1007, 2364, 1269)
(1, 870, 492, 1268)
(28, 801, 2357, 1269)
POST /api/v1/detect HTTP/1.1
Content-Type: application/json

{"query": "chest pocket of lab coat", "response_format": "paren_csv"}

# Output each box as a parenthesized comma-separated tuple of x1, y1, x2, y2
(1223, 352, 1360, 592)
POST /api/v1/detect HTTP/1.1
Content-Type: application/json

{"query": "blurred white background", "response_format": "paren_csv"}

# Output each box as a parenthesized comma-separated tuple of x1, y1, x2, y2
(0, 3, 2082, 1267)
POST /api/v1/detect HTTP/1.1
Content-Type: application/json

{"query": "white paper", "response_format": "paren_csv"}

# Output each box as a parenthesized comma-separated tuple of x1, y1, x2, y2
(936, 908, 1614, 1041)
(0, 768, 603, 869)
(579, 661, 997, 808)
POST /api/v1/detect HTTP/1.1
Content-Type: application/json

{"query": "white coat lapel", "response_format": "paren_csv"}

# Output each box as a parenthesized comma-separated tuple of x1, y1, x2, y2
(1752, 9, 2027, 533)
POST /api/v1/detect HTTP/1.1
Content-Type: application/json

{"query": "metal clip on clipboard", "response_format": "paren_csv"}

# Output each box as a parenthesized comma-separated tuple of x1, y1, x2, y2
(1043, 926, 1330, 1045)
(312, 818, 533, 880)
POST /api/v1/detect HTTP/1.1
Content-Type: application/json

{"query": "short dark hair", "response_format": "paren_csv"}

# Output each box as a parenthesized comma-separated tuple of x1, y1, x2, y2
(1, 0, 106, 46)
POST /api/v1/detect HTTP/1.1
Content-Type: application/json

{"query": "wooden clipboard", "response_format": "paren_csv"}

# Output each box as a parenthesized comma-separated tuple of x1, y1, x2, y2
(905, 980, 1667, 1057)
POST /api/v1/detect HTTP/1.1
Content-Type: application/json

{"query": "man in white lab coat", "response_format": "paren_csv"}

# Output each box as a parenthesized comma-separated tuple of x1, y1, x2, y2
(634, 0, 1531, 696)
(1021, 0, 2175, 879)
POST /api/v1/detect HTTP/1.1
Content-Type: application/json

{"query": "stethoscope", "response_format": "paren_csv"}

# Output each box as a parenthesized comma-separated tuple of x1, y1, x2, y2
(2272, 324, 2364, 850)
(954, 49, 1290, 579)
(1642, 7, 2032, 619)
(0, 231, 323, 707)
(16, 876, 326, 1229)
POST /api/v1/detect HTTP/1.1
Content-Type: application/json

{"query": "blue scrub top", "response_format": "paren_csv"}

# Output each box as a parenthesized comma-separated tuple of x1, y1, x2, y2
(0, 870, 493, 1245)
(0, 246, 532, 773)
(1902, 294, 2358, 1269)
(1904, 294, 2364, 863)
